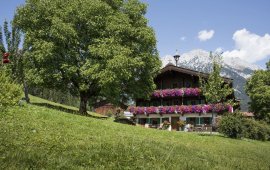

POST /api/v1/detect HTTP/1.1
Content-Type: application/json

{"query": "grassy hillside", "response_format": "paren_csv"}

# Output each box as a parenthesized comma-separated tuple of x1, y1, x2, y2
(1, 97, 270, 169)
(29, 95, 107, 119)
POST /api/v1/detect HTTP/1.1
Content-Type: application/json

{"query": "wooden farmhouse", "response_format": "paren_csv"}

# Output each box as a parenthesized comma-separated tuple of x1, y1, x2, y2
(130, 61, 237, 131)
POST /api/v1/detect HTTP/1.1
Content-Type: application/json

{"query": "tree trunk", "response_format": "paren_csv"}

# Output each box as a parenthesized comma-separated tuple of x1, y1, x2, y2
(23, 80, 30, 103)
(79, 92, 88, 115)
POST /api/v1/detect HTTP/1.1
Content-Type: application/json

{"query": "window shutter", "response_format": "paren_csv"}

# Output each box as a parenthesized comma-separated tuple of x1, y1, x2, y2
(201, 117, 204, 124)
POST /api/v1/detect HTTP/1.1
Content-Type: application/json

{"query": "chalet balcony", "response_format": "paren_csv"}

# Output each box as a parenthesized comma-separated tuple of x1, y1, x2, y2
(152, 88, 202, 98)
(130, 103, 233, 115)
(136, 88, 207, 107)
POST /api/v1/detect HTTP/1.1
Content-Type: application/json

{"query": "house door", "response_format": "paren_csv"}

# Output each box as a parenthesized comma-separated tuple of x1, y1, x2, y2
(171, 117, 179, 130)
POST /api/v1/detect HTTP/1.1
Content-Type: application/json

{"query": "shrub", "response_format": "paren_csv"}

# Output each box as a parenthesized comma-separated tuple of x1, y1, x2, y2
(0, 68, 22, 112)
(218, 112, 245, 139)
(218, 112, 270, 141)
(105, 110, 114, 117)
(243, 119, 270, 141)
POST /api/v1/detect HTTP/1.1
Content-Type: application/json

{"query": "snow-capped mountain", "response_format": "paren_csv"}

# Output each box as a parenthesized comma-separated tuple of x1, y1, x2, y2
(161, 49, 262, 111)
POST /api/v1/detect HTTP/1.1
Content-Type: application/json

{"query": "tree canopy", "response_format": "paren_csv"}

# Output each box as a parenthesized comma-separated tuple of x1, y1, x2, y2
(14, 0, 161, 114)
(246, 60, 270, 123)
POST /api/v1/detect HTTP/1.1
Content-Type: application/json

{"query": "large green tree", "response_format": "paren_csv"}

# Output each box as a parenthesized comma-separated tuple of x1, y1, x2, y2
(245, 60, 270, 123)
(14, 0, 161, 114)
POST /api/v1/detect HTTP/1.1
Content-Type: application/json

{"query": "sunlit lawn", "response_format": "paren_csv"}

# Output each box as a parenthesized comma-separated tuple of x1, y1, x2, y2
(1, 97, 270, 169)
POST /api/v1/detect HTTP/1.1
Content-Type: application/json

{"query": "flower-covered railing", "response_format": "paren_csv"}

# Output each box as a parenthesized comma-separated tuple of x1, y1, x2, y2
(152, 88, 201, 98)
(130, 103, 233, 115)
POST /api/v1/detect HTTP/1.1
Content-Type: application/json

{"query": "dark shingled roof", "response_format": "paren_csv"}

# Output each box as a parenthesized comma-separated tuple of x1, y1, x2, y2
(160, 64, 233, 83)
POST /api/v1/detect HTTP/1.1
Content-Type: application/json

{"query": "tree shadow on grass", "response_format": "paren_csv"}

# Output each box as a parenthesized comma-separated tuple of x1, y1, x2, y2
(31, 102, 107, 119)
(196, 132, 222, 137)
(197, 133, 245, 141)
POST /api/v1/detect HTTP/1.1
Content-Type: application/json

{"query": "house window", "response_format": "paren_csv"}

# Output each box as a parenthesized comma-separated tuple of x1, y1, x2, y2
(157, 82, 162, 89)
(164, 101, 171, 106)
(172, 83, 178, 88)
(153, 101, 160, 106)
(151, 118, 159, 125)
(140, 101, 150, 107)
(173, 100, 180, 105)
(164, 81, 170, 89)
(191, 100, 196, 105)
(162, 118, 169, 123)
(193, 82, 199, 87)
(185, 81, 191, 88)
(178, 79, 183, 88)
(200, 100, 205, 104)
(183, 100, 187, 105)
(186, 117, 196, 125)
(178, 83, 182, 88)
(139, 118, 147, 125)
(202, 117, 212, 124)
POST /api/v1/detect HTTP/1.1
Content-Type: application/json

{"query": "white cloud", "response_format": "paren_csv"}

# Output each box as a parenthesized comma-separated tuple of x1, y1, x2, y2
(223, 29, 270, 63)
(198, 29, 215, 41)
(215, 47, 223, 53)
(180, 36, 186, 41)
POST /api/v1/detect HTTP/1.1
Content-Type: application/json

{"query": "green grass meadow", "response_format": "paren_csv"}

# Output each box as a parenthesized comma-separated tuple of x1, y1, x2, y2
(1, 96, 270, 169)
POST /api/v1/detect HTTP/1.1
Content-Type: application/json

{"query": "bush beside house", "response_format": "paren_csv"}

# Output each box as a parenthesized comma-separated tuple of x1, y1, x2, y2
(243, 119, 270, 141)
(218, 112, 244, 138)
(218, 112, 270, 141)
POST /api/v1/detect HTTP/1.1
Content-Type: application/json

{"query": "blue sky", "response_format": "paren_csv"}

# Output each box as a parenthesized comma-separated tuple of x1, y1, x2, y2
(141, 0, 270, 68)
(1, 0, 270, 68)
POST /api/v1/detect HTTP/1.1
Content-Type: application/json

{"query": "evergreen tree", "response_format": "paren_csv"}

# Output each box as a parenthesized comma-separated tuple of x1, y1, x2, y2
(200, 52, 234, 132)
(0, 21, 30, 103)
(200, 52, 233, 105)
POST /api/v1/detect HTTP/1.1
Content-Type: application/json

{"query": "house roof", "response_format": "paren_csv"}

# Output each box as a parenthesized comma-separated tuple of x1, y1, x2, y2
(160, 63, 233, 83)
